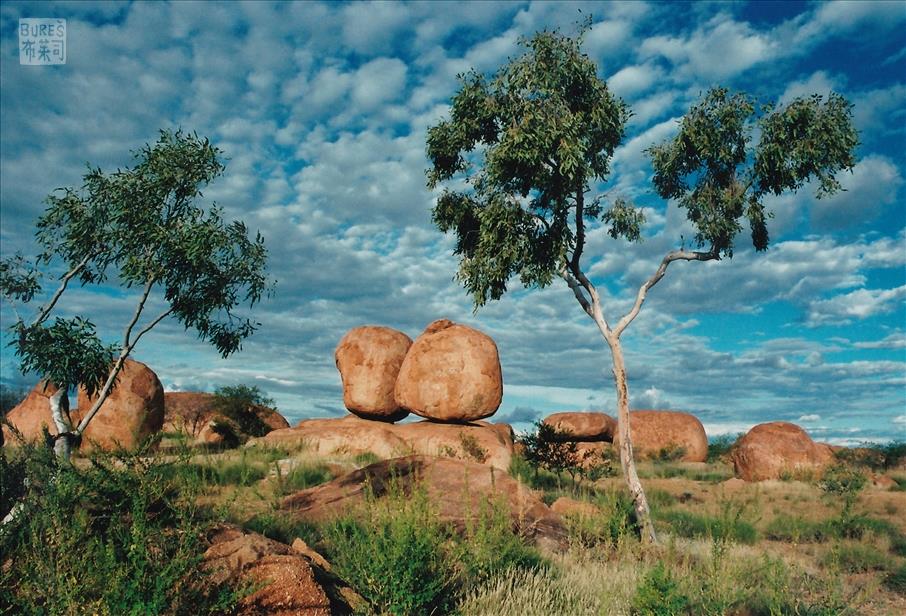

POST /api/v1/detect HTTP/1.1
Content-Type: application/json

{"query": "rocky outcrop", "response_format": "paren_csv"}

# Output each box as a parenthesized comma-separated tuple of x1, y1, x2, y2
(77, 359, 164, 452)
(163, 391, 289, 446)
(2, 381, 80, 446)
(280, 455, 566, 551)
(731, 422, 835, 481)
(202, 524, 357, 615)
(542, 412, 616, 441)
(394, 319, 502, 422)
(248, 415, 515, 470)
(335, 326, 412, 421)
(614, 410, 708, 462)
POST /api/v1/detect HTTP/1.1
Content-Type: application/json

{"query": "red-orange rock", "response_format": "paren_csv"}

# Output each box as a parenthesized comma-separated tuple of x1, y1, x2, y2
(614, 410, 708, 462)
(202, 525, 332, 616)
(394, 319, 502, 422)
(731, 422, 835, 481)
(77, 359, 164, 452)
(542, 412, 616, 441)
(280, 455, 566, 551)
(2, 381, 76, 446)
(335, 326, 412, 421)
(248, 415, 514, 470)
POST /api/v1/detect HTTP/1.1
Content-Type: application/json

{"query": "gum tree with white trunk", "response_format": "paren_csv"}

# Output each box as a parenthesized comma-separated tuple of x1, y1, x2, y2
(425, 27, 858, 544)
(0, 130, 271, 461)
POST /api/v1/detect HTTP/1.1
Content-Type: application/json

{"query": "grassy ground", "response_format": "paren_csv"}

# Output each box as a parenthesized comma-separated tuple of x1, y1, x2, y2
(3, 441, 904, 615)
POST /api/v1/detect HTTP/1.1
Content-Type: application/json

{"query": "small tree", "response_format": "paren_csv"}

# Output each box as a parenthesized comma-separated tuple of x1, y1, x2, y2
(426, 27, 857, 543)
(0, 130, 271, 460)
(211, 384, 275, 438)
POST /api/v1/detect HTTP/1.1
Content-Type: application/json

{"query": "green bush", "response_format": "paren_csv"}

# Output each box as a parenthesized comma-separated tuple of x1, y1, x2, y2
(275, 461, 333, 495)
(631, 562, 691, 616)
(353, 451, 381, 467)
(706, 434, 738, 463)
(764, 514, 828, 543)
(656, 509, 758, 544)
(243, 512, 321, 546)
(824, 542, 890, 573)
(564, 489, 638, 548)
(212, 384, 275, 438)
(322, 487, 455, 616)
(884, 563, 906, 596)
(0, 444, 237, 615)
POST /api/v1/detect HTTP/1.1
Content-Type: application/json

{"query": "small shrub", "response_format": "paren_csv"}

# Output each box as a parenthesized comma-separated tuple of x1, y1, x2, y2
(322, 486, 455, 616)
(354, 451, 381, 467)
(657, 509, 758, 545)
(647, 488, 677, 509)
(819, 464, 867, 539)
(564, 489, 638, 548)
(244, 512, 321, 546)
(764, 514, 828, 543)
(706, 434, 738, 463)
(884, 563, 906, 596)
(508, 452, 561, 492)
(212, 384, 275, 438)
(824, 542, 890, 573)
(631, 562, 691, 616)
(459, 432, 489, 463)
(275, 461, 333, 495)
(517, 422, 584, 487)
(648, 444, 687, 463)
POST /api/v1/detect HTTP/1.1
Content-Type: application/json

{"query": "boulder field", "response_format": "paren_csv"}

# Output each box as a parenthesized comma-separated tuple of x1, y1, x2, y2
(279, 455, 566, 552)
(248, 415, 515, 470)
(731, 421, 836, 481)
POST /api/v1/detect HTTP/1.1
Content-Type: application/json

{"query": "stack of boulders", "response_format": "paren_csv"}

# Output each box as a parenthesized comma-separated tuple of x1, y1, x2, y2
(540, 409, 709, 463)
(253, 319, 514, 469)
(2, 358, 165, 452)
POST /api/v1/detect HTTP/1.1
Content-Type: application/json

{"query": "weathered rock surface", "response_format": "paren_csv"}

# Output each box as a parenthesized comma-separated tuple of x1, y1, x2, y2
(280, 455, 566, 551)
(550, 496, 599, 518)
(2, 381, 80, 446)
(731, 422, 835, 481)
(614, 410, 708, 462)
(248, 415, 515, 470)
(394, 319, 502, 422)
(77, 359, 165, 452)
(162, 391, 289, 445)
(203, 524, 349, 615)
(335, 326, 412, 421)
(542, 412, 616, 441)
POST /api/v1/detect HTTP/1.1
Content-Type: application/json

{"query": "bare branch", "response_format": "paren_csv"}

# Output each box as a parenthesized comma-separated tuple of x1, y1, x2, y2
(129, 307, 173, 350)
(612, 247, 718, 337)
(31, 254, 92, 327)
(123, 277, 155, 348)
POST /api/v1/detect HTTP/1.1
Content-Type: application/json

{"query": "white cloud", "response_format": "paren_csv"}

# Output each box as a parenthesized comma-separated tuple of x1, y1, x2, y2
(853, 332, 906, 350)
(810, 155, 903, 231)
(777, 70, 843, 106)
(793, 1, 906, 47)
(352, 57, 409, 110)
(893, 415, 906, 425)
(341, 1, 411, 54)
(608, 63, 664, 99)
(798, 414, 821, 422)
(806, 285, 906, 327)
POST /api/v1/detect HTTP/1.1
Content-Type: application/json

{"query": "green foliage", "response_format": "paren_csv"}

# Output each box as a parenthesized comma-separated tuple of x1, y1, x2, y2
(819, 464, 867, 538)
(836, 441, 906, 470)
(426, 25, 632, 307)
(655, 493, 760, 545)
(518, 421, 584, 486)
(458, 432, 490, 463)
(353, 451, 381, 467)
(243, 512, 321, 547)
(563, 489, 638, 548)
(764, 514, 828, 543)
(0, 129, 272, 444)
(706, 434, 738, 462)
(648, 444, 687, 463)
(650, 88, 857, 256)
(631, 562, 691, 616)
(824, 542, 891, 573)
(212, 384, 275, 438)
(0, 443, 237, 614)
(884, 563, 906, 596)
(322, 487, 455, 616)
(274, 461, 333, 495)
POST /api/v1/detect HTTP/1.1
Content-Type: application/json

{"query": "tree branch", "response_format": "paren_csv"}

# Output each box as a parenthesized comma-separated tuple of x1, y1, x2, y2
(123, 277, 155, 348)
(612, 247, 718, 337)
(31, 254, 92, 327)
(129, 307, 173, 350)
(570, 180, 585, 272)
(560, 265, 592, 317)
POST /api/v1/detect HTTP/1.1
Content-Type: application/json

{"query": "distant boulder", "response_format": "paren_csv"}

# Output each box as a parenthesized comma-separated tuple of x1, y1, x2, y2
(542, 412, 616, 441)
(77, 359, 164, 452)
(163, 391, 289, 446)
(394, 319, 502, 422)
(614, 410, 708, 462)
(335, 326, 412, 421)
(731, 422, 835, 481)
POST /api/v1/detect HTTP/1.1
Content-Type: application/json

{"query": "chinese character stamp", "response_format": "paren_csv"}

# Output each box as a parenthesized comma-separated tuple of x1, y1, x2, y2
(19, 19, 66, 65)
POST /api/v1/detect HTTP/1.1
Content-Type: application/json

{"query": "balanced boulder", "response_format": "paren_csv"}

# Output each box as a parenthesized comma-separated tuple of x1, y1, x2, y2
(394, 319, 502, 422)
(335, 326, 412, 421)
(614, 410, 708, 462)
(542, 412, 616, 441)
(731, 422, 835, 481)
(77, 359, 164, 451)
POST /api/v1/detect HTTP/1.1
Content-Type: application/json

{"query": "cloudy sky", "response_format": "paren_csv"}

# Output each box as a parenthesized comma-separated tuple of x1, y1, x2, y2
(1, 1, 904, 445)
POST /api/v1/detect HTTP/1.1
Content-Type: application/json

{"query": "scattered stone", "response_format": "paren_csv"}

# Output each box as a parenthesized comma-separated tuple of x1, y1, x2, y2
(335, 326, 412, 421)
(394, 319, 502, 422)
(280, 455, 566, 551)
(614, 410, 708, 462)
(542, 411, 616, 441)
(731, 422, 835, 481)
(77, 359, 165, 452)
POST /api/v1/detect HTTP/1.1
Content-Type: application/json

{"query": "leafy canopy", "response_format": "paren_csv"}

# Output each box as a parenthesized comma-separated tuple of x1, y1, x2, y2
(2, 129, 271, 393)
(426, 25, 630, 307)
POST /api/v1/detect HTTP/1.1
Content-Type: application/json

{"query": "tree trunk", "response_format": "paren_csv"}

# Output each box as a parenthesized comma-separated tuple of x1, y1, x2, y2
(48, 386, 75, 461)
(606, 335, 657, 544)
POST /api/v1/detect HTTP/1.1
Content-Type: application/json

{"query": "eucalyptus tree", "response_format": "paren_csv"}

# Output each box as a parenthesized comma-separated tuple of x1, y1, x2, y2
(0, 130, 271, 460)
(425, 28, 858, 543)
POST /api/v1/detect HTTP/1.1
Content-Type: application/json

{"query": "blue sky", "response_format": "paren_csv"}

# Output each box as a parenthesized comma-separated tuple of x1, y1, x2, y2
(1, 1, 904, 445)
